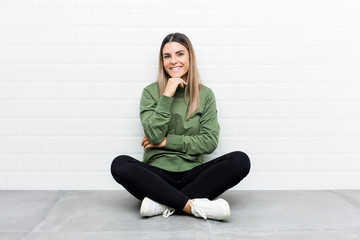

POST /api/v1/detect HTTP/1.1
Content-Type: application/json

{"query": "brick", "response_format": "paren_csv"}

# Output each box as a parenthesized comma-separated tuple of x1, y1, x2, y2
(38, 65, 75, 82)
(20, 83, 58, 100)
(0, 9, 18, 26)
(0, 0, 34, 7)
(291, 138, 327, 154)
(0, 119, 21, 136)
(21, 119, 58, 136)
(36, 0, 74, 8)
(342, 155, 360, 171)
(5, 173, 42, 190)
(92, 83, 143, 100)
(255, 137, 294, 154)
(74, 27, 111, 45)
(0, 46, 20, 64)
(220, 29, 292, 46)
(92, 119, 143, 137)
(0, 84, 21, 100)
(75, 101, 138, 118)
(219, 119, 309, 137)
(110, 0, 217, 9)
(4, 137, 41, 154)
(92, 9, 130, 26)
(22, 155, 58, 171)
(17, 9, 55, 26)
(38, 27, 73, 45)
(0, 173, 4, 190)
(56, 46, 93, 64)
(77, 137, 141, 154)
(37, 101, 76, 118)
(54, 83, 95, 100)
(1, 27, 39, 44)
(92, 46, 156, 64)
(111, 28, 171, 46)
(91, 154, 117, 172)
(253, 154, 307, 172)
(0, 155, 22, 171)
(3, 101, 39, 118)
(215, 0, 292, 9)
(111, 65, 156, 83)
(55, 9, 92, 25)
(58, 155, 95, 171)
(1, 65, 39, 82)
(343, 120, 360, 136)
(75, 64, 112, 82)
(40, 172, 114, 190)
(21, 46, 56, 64)
(325, 138, 360, 154)
(58, 119, 93, 136)
(39, 137, 78, 154)
(219, 137, 257, 154)
(74, 0, 112, 8)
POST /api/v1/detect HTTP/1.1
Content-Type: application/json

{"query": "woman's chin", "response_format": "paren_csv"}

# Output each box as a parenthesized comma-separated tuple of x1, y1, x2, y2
(167, 71, 186, 79)
(170, 73, 183, 78)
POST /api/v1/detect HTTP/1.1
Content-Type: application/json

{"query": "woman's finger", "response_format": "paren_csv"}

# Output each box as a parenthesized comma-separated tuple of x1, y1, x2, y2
(181, 79, 187, 88)
(141, 136, 147, 146)
(144, 143, 153, 149)
(143, 140, 152, 149)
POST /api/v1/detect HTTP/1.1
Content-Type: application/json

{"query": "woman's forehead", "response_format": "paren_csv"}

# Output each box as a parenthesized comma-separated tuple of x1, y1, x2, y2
(163, 42, 187, 54)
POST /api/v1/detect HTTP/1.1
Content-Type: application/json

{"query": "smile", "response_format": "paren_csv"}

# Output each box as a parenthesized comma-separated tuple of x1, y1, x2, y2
(170, 67, 182, 71)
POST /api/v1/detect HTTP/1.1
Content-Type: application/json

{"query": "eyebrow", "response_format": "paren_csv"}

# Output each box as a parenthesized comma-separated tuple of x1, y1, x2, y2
(163, 50, 185, 55)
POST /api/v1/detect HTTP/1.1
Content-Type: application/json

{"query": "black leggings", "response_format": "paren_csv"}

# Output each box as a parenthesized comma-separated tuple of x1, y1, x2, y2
(110, 151, 250, 211)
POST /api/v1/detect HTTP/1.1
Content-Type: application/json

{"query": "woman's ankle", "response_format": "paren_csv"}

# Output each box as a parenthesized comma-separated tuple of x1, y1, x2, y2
(182, 200, 193, 214)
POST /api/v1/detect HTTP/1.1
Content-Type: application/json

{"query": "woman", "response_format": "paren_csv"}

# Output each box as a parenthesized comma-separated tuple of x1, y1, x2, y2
(111, 33, 250, 220)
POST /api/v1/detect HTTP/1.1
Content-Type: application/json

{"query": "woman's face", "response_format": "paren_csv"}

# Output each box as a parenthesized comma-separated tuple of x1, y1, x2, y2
(162, 42, 190, 79)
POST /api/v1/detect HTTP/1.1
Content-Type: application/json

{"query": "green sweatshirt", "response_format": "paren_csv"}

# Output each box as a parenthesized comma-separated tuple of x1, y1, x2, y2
(140, 82, 220, 172)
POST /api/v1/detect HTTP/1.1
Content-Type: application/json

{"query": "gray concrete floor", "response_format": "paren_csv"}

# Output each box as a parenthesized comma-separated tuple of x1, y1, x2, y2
(1, 190, 360, 240)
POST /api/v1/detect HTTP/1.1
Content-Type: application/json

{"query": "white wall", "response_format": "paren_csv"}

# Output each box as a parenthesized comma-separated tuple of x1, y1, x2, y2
(1, 0, 360, 190)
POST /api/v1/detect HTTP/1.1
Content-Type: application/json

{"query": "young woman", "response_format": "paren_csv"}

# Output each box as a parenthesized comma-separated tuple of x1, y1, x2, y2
(111, 33, 250, 220)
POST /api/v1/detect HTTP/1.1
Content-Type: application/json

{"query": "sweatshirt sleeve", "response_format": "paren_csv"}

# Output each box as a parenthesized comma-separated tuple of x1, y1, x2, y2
(165, 90, 220, 155)
(140, 88, 174, 145)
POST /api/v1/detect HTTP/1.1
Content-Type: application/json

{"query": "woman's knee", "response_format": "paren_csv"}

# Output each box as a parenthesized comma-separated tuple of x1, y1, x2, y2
(110, 155, 134, 178)
(227, 151, 251, 179)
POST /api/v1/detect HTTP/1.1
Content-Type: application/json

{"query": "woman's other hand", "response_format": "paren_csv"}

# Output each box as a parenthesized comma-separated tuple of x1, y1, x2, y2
(163, 78, 187, 97)
(141, 136, 167, 149)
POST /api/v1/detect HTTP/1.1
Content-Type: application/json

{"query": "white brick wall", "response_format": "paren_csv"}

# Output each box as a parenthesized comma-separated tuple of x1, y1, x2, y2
(1, 0, 360, 190)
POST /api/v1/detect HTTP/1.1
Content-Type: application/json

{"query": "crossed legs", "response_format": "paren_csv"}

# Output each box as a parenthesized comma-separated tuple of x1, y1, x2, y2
(110, 151, 251, 212)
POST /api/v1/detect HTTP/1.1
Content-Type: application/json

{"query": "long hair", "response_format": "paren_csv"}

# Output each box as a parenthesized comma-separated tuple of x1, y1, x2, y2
(157, 32, 202, 120)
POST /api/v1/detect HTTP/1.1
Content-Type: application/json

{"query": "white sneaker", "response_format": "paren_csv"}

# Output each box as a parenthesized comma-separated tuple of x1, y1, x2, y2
(190, 198, 230, 220)
(140, 197, 175, 218)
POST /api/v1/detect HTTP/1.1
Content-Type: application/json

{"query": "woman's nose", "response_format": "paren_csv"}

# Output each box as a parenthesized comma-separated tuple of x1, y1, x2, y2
(170, 57, 177, 64)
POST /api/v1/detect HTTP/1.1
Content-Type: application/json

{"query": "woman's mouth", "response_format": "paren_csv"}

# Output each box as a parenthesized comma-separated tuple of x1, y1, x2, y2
(170, 66, 182, 72)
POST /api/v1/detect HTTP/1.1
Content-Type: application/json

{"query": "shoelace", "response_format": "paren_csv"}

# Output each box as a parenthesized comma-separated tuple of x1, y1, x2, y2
(189, 201, 209, 220)
(162, 208, 175, 218)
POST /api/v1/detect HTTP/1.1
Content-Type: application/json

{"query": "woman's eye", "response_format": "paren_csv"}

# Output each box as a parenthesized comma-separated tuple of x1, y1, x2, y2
(178, 53, 184, 57)
(164, 55, 170, 59)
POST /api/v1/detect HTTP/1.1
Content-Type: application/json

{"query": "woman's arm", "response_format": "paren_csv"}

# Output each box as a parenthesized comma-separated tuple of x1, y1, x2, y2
(140, 88, 173, 145)
(140, 79, 187, 145)
(165, 90, 220, 155)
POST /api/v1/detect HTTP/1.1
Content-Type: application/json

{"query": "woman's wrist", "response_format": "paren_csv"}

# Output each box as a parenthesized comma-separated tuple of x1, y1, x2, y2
(163, 90, 174, 98)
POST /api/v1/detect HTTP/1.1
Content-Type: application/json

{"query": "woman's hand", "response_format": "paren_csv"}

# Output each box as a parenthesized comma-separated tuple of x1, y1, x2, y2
(163, 78, 187, 97)
(141, 136, 167, 149)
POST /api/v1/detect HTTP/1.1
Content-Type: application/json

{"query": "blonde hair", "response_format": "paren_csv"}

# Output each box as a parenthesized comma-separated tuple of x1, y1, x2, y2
(157, 33, 202, 120)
